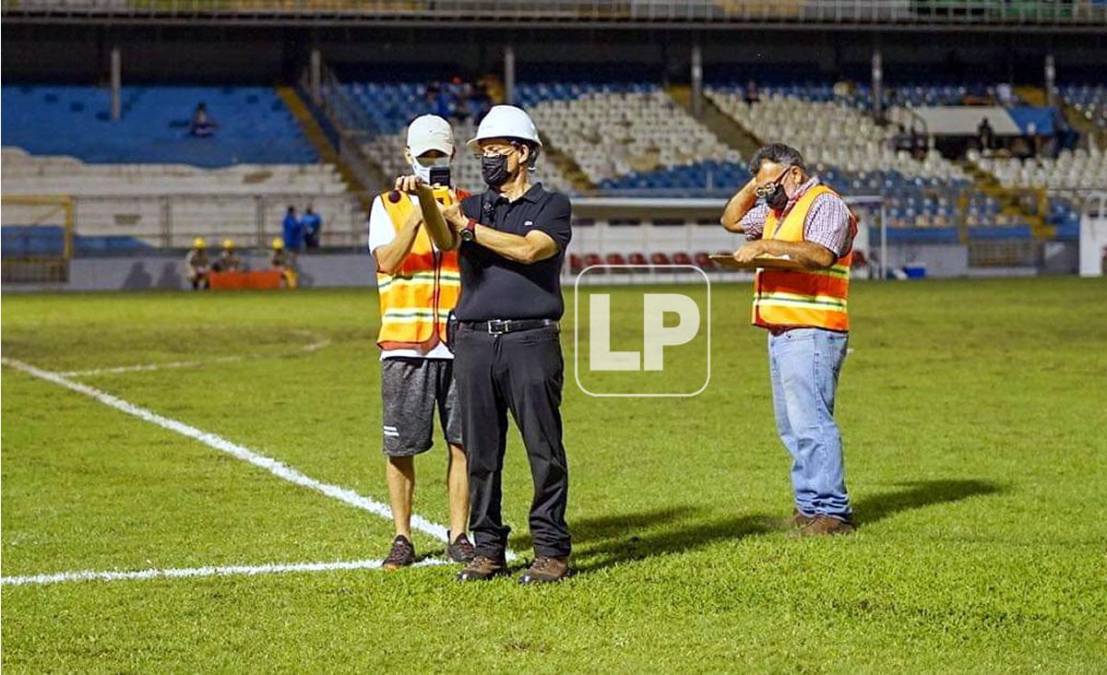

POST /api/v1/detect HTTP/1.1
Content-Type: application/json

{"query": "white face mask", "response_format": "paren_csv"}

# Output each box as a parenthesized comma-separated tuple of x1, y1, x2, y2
(410, 154, 450, 184)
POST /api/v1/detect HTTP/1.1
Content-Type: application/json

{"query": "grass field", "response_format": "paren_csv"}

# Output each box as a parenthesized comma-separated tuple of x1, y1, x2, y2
(2, 278, 1106, 672)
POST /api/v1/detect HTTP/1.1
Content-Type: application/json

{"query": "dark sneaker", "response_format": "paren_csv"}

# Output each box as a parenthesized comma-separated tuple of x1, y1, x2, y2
(797, 515, 856, 537)
(518, 556, 571, 585)
(382, 535, 416, 570)
(791, 508, 816, 529)
(457, 555, 508, 582)
(446, 532, 476, 564)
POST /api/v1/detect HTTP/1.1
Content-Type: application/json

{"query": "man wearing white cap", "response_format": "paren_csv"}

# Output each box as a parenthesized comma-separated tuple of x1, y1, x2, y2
(369, 114, 474, 570)
(400, 105, 574, 584)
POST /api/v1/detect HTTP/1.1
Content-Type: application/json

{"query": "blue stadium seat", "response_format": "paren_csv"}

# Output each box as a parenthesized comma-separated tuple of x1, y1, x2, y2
(1, 85, 317, 166)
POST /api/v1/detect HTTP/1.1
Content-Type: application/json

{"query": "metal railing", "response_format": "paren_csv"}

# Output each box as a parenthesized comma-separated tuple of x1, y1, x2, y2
(3, 0, 1105, 26)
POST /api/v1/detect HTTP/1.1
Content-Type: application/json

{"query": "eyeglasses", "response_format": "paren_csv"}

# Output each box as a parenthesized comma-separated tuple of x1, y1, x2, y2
(475, 144, 520, 159)
(755, 166, 792, 199)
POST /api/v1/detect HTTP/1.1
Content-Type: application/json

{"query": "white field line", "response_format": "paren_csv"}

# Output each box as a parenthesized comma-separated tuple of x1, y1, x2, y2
(57, 330, 332, 377)
(2, 355, 519, 587)
(1, 357, 459, 548)
(2, 557, 448, 587)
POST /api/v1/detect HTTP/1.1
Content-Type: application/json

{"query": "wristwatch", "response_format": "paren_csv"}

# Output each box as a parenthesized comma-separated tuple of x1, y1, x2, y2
(459, 218, 478, 242)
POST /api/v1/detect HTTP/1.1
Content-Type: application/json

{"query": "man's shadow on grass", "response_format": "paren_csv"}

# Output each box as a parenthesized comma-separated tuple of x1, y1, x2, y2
(503, 479, 1003, 575)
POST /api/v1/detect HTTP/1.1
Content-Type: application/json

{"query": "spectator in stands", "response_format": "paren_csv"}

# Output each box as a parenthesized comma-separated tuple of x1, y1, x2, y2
(269, 237, 298, 288)
(450, 77, 471, 123)
(469, 83, 492, 124)
(996, 82, 1015, 107)
(302, 207, 322, 249)
(910, 126, 927, 160)
(212, 238, 243, 272)
(425, 83, 453, 119)
(744, 80, 760, 106)
(720, 142, 858, 537)
(369, 114, 475, 572)
(282, 206, 304, 252)
(185, 237, 211, 290)
(189, 102, 217, 138)
(978, 117, 995, 152)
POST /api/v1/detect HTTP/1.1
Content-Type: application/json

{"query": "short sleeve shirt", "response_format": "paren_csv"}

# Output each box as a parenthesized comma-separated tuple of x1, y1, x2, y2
(738, 176, 854, 257)
(456, 183, 572, 322)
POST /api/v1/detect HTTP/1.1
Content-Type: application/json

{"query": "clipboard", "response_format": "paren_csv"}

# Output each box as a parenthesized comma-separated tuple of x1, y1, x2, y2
(709, 254, 806, 271)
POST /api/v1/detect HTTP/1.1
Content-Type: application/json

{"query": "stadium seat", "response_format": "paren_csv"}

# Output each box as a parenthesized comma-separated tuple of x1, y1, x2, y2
(1, 85, 317, 167)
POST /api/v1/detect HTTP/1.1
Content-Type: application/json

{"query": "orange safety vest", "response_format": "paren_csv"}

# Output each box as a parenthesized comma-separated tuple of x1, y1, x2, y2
(752, 184, 857, 332)
(375, 187, 466, 351)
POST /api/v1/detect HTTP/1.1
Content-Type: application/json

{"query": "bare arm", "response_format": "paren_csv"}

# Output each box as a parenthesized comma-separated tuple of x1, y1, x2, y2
(396, 176, 459, 250)
(734, 238, 837, 270)
(469, 227, 559, 264)
(372, 207, 423, 275)
(439, 202, 560, 264)
(720, 177, 759, 233)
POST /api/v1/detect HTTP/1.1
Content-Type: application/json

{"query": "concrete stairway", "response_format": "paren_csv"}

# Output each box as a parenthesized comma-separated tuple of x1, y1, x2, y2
(277, 85, 376, 212)
(667, 84, 761, 160)
(959, 158, 1050, 240)
(538, 132, 596, 194)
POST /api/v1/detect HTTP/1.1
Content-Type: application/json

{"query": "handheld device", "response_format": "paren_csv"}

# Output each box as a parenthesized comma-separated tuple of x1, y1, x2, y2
(429, 166, 451, 188)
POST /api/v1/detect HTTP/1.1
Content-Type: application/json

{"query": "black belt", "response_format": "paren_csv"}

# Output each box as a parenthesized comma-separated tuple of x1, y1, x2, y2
(461, 319, 558, 335)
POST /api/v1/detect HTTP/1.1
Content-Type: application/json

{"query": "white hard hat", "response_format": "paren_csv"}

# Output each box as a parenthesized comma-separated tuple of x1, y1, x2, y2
(466, 105, 543, 153)
(406, 115, 454, 157)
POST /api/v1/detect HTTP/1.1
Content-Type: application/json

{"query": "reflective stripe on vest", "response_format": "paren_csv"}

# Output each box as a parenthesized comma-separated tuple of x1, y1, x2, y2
(752, 184, 856, 332)
(375, 187, 464, 351)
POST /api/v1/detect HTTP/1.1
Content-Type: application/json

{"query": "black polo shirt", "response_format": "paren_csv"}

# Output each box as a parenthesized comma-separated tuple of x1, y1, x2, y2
(455, 183, 572, 322)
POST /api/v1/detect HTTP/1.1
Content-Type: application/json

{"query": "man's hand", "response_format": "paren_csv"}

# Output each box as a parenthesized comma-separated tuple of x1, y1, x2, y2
(721, 176, 761, 233)
(395, 174, 435, 196)
(734, 240, 768, 263)
(438, 202, 466, 232)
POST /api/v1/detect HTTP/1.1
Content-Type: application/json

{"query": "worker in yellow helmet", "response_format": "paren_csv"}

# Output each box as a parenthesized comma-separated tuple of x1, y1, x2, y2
(185, 237, 210, 290)
(270, 236, 297, 288)
(212, 238, 243, 273)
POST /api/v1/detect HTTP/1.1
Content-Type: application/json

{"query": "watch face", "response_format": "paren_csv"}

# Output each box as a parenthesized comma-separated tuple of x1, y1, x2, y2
(460, 228, 475, 242)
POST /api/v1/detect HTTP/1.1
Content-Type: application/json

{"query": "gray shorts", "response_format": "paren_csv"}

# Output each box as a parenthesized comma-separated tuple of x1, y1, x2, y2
(380, 357, 463, 457)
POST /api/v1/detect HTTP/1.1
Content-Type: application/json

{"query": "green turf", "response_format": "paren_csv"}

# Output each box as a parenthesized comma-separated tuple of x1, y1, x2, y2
(3, 278, 1106, 672)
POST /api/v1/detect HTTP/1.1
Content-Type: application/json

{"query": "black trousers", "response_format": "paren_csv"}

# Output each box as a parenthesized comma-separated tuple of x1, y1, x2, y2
(453, 323, 571, 559)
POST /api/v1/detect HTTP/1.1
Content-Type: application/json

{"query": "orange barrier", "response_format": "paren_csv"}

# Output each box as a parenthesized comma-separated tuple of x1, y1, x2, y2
(209, 270, 284, 290)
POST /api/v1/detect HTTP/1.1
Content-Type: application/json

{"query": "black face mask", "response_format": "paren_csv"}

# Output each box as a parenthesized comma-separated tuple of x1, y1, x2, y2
(481, 154, 511, 188)
(765, 182, 789, 211)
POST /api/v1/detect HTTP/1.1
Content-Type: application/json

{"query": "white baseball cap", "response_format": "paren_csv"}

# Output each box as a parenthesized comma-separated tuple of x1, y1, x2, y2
(406, 115, 454, 157)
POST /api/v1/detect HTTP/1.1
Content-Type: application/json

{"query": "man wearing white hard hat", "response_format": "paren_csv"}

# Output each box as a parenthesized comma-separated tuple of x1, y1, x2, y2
(369, 114, 475, 570)
(400, 104, 574, 584)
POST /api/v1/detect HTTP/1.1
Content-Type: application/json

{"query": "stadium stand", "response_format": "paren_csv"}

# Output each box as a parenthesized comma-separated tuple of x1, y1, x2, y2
(1, 85, 318, 166)
(705, 81, 975, 235)
(1, 86, 360, 253)
(1060, 83, 1107, 135)
(348, 80, 575, 194)
(2, 148, 355, 251)
(515, 82, 746, 193)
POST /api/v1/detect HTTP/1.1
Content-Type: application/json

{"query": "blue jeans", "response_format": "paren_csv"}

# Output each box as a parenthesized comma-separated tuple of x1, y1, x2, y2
(768, 328, 852, 520)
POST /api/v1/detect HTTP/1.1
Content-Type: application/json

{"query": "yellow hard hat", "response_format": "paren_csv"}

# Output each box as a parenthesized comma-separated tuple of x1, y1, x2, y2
(193, 237, 207, 249)
(271, 237, 284, 250)
(222, 238, 235, 250)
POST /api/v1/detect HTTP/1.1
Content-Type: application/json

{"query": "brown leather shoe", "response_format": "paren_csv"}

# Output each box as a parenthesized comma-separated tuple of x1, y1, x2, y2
(456, 554, 508, 582)
(797, 515, 856, 537)
(518, 556, 571, 585)
(382, 535, 416, 571)
(790, 508, 816, 529)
